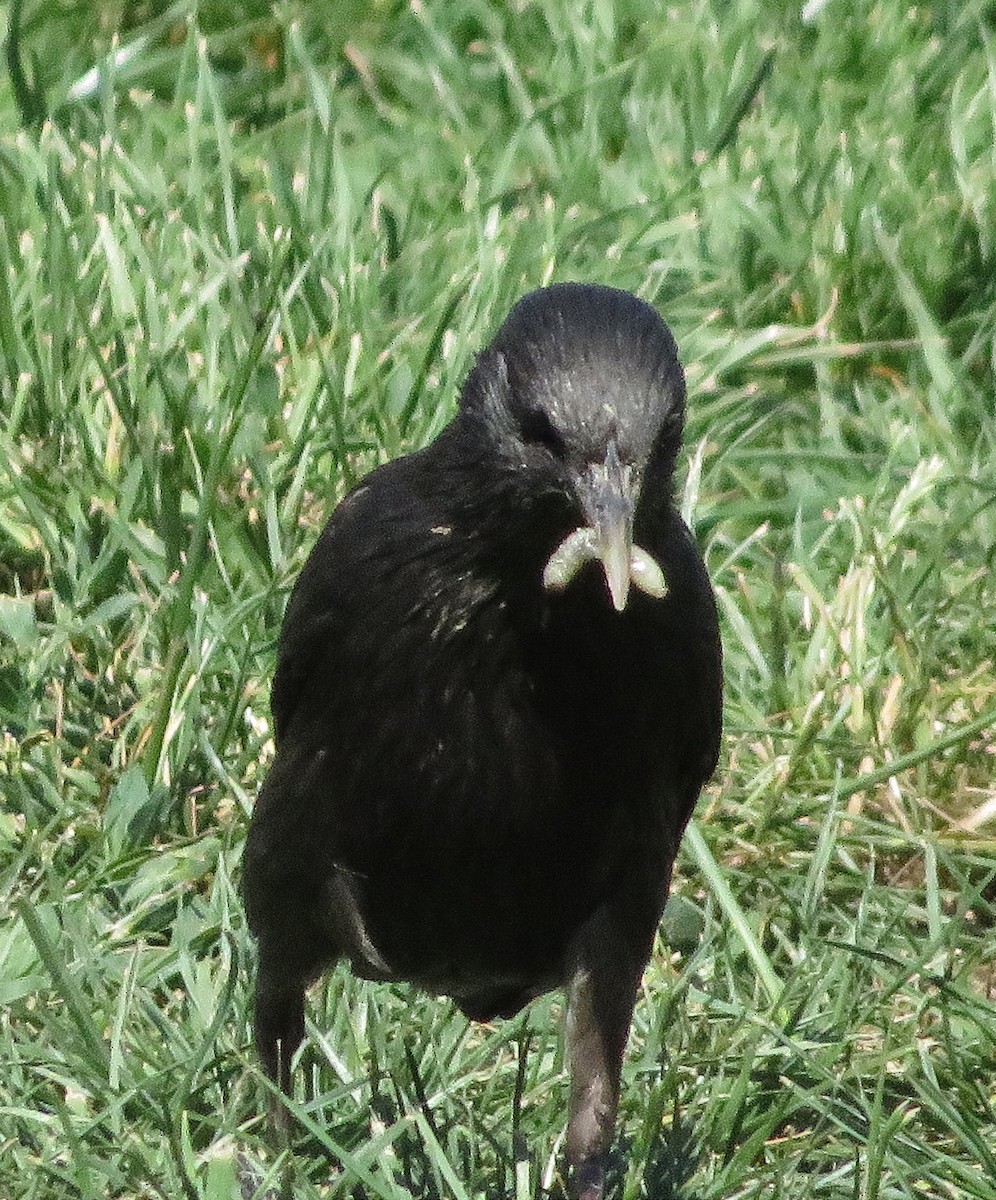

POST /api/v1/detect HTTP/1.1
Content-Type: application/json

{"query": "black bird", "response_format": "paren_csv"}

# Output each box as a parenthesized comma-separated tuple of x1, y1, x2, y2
(243, 283, 722, 1200)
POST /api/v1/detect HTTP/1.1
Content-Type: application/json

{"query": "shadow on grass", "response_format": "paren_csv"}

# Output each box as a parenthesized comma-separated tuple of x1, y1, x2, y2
(247, 1118, 705, 1200)
(617, 1116, 702, 1200)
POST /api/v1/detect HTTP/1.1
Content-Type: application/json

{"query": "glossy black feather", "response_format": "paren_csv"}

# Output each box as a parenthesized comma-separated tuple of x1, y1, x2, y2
(243, 282, 722, 1199)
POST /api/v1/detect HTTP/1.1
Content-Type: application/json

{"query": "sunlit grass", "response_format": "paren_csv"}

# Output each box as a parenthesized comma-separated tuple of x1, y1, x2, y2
(1, 1, 995, 1197)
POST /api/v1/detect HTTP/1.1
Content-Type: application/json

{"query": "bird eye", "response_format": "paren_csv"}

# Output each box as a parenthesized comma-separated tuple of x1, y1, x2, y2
(519, 407, 564, 454)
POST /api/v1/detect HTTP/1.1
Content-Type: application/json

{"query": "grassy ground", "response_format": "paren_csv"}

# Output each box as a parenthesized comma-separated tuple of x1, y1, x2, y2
(1, 1, 995, 1197)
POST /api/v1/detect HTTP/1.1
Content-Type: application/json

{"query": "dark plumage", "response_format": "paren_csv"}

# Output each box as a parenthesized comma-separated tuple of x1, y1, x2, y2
(243, 283, 722, 1199)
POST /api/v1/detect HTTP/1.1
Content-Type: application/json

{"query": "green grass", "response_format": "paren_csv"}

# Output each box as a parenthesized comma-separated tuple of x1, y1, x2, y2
(1, 0, 995, 1197)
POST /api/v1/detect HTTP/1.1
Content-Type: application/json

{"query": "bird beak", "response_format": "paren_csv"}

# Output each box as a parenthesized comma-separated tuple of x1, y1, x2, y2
(580, 440, 635, 612)
(543, 439, 667, 613)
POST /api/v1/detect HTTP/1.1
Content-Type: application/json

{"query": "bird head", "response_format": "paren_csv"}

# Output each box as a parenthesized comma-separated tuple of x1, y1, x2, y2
(459, 283, 686, 612)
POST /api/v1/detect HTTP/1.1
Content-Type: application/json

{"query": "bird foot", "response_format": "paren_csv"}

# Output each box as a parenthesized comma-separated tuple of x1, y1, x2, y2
(569, 1158, 606, 1200)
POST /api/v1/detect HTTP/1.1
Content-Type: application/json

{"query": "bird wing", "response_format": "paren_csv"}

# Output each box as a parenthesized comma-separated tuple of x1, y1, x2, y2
(269, 478, 402, 744)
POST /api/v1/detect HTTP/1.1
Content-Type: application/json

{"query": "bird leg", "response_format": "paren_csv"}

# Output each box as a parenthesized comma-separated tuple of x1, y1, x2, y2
(563, 908, 650, 1200)
(254, 964, 307, 1139)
